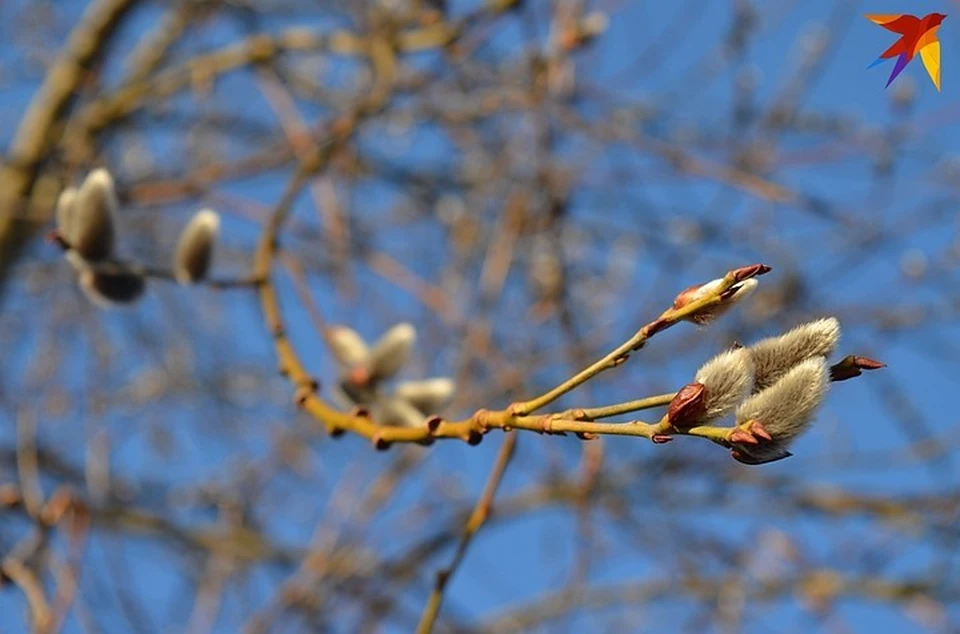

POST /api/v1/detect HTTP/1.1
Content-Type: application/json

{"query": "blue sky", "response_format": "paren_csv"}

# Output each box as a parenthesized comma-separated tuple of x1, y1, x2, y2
(3, 0, 960, 632)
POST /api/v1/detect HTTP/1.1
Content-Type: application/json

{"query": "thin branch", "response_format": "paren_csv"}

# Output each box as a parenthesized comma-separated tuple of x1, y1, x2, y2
(17, 409, 44, 519)
(560, 393, 677, 421)
(1, 531, 52, 632)
(509, 264, 772, 416)
(416, 432, 518, 634)
(258, 249, 771, 447)
(136, 266, 262, 290)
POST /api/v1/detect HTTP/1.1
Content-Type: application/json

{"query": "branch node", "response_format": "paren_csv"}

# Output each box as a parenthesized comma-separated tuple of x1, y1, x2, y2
(435, 569, 451, 588)
(666, 382, 707, 429)
(644, 318, 669, 339)
(472, 409, 492, 432)
(425, 415, 443, 433)
(297, 376, 320, 391)
(539, 416, 552, 434)
(292, 385, 313, 408)
(40, 487, 74, 526)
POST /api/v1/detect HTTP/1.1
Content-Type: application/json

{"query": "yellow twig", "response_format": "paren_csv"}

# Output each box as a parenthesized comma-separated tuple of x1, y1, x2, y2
(510, 265, 769, 416)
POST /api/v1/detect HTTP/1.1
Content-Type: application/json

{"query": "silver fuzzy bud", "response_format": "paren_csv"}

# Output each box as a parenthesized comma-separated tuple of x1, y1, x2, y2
(749, 318, 840, 391)
(371, 395, 425, 427)
(328, 326, 371, 370)
(674, 277, 759, 326)
(173, 209, 220, 284)
(734, 357, 829, 463)
(395, 377, 456, 414)
(368, 323, 416, 381)
(55, 187, 78, 243)
(71, 169, 118, 262)
(692, 347, 755, 424)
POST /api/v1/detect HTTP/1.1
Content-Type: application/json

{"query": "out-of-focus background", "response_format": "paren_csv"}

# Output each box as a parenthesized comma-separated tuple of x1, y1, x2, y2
(2, 0, 960, 632)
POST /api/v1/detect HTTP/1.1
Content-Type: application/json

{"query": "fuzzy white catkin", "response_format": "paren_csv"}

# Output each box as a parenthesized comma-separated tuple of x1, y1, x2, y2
(173, 210, 220, 284)
(580, 12, 609, 38)
(372, 395, 425, 427)
(328, 326, 371, 369)
(368, 323, 416, 380)
(71, 169, 118, 262)
(749, 318, 840, 391)
(693, 347, 755, 423)
(395, 378, 456, 414)
(681, 278, 758, 325)
(735, 356, 829, 461)
(55, 187, 78, 243)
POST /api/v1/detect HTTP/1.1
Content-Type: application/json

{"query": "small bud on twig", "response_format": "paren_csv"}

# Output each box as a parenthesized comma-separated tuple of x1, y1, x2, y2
(729, 263, 772, 282)
(667, 382, 707, 428)
(729, 428, 759, 445)
(673, 277, 759, 325)
(293, 385, 313, 408)
(829, 355, 886, 382)
(425, 415, 443, 432)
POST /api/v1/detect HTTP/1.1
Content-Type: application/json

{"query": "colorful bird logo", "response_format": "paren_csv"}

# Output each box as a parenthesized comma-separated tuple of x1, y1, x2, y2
(866, 13, 946, 91)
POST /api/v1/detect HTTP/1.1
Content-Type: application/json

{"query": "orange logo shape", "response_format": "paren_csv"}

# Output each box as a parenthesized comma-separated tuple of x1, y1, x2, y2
(867, 13, 946, 91)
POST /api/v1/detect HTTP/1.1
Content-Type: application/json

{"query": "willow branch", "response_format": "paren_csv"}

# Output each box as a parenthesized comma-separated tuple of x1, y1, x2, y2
(136, 266, 262, 290)
(509, 264, 771, 416)
(416, 432, 518, 634)
(257, 254, 769, 446)
(0, 0, 138, 292)
(64, 0, 522, 157)
(46, 235, 262, 290)
(561, 393, 677, 421)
